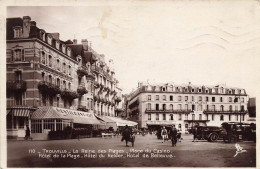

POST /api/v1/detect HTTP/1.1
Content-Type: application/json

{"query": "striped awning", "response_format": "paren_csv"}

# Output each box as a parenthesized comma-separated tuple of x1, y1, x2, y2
(31, 107, 101, 125)
(7, 107, 35, 117)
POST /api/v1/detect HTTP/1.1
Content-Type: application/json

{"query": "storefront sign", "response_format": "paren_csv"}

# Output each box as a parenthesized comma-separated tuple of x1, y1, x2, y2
(55, 107, 94, 118)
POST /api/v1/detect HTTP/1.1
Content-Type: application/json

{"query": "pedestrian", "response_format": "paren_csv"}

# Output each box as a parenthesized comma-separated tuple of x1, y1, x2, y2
(161, 127, 168, 143)
(170, 126, 177, 146)
(121, 125, 132, 147)
(25, 125, 31, 140)
(192, 126, 198, 142)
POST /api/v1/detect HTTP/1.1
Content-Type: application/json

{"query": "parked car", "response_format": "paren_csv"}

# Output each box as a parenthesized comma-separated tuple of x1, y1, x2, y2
(194, 126, 227, 142)
(221, 122, 256, 143)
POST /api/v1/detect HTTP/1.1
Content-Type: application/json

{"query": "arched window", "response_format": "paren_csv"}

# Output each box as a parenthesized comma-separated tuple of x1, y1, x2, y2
(220, 105, 224, 111)
(170, 114, 174, 120)
(169, 104, 173, 110)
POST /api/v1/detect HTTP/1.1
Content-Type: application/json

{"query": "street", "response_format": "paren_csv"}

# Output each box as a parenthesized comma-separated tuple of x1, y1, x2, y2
(7, 134, 256, 167)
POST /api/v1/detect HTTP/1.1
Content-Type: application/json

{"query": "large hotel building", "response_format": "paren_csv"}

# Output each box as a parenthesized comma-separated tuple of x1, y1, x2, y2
(6, 16, 132, 140)
(127, 82, 250, 132)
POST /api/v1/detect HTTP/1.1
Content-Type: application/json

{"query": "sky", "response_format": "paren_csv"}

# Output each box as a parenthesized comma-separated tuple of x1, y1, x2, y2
(6, 1, 260, 97)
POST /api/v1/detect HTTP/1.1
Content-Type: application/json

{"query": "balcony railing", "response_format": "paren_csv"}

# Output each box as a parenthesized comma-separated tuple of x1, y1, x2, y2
(60, 89, 79, 100)
(77, 86, 88, 96)
(7, 80, 27, 92)
(203, 110, 248, 114)
(38, 81, 61, 95)
(145, 109, 192, 114)
(77, 66, 89, 78)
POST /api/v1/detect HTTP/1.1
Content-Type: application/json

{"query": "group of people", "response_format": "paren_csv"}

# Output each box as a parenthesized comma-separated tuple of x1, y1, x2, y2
(161, 126, 181, 147)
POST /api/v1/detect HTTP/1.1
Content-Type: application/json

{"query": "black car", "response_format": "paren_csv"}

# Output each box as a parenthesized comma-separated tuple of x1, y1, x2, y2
(193, 126, 227, 142)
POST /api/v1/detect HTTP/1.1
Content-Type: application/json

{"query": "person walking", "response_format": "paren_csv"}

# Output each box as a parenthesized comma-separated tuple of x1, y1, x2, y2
(192, 126, 198, 142)
(161, 127, 168, 143)
(170, 126, 178, 146)
(121, 125, 132, 147)
(25, 125, 31, 140)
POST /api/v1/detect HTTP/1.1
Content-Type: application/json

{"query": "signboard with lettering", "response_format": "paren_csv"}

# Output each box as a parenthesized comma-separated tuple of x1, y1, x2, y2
(54, 107, 95, 119)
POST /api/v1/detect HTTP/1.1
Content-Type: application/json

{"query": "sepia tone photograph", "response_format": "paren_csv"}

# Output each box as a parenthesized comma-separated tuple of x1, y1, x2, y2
(1, 0, 259, 168)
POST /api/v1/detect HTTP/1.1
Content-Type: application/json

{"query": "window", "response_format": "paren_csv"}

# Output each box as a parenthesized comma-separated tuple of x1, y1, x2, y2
(178, 104, 182, 110)
(220, 105, 224, 111)
(212, 105, 215, 111)
(191, 88, 195, 92)
(199, 96, 202, 101)
(220, 97, 223, 102)
(49, 55, 52, 67)
(162, 104, 166, 110)
(15, 93, 23, 105)
(156, 95, 159, 100)
(220, 115, 224, 121)
(162, 87, 166, 91)
(229, 114, 231, 121)
(192, 114, 195, 120)
(68, 83, 71, 90)
(163, 95, 166, 101)
(156, 113, 159, 120)
(229, 97, 232, 102)
(163, 114, 166, 120)
(192, 96, 194, 101)
(178, 114, 182, 120)
(185, 96, 188, 101)
(13, 26, 22, 38)
(13, 49, 24, 61)
(57, 97, 60, 107)
(170, 114, 174, 120)
(15, 71, 22, 81)
(170, 96, 173, 101)
(147, 103, 151, 110)
(199, 114, 202, 120)
(178, 96, 182, 101)
(185, 114, 188, 120)
(185, 104, 188, 110)
(205, 89, 209, 93)
(241, 98, 244, 103)
(48, 75, 52, 83)
(198, 88, 202, 93)
(212, 114, 214, 121)
(198, 105, 202, 111)
(241, 105, 244, 112)
(63, 63, 66, 73)
(68, 65, 72, 76)
(192, 104, 195, 111)
(148, 95, 151, 101)
(169, 104, 173, 110)
(229, 105, 232, 111)
(206, 96, 209, 102)
(148, 113, 151, 120)
(212, 97, 215, 102)
(41, 52, 46, 64)
(156, 104, 159, 111)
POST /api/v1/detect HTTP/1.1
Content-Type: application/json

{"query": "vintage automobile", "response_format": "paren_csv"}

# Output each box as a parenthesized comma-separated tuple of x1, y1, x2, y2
(193, 126, 227, 142)
(221, 122, 256, 143)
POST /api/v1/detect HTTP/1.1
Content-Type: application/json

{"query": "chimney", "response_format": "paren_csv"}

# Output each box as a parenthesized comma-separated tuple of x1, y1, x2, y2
(23, 16, 31, 38)
(81, 39, 88, 50)
(73, 39, 77, 44)
(30, 21, 36, 27)
(50, 33, 60, 40)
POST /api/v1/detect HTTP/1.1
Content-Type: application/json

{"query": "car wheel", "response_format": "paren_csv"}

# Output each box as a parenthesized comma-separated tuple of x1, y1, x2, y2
(210, 133, 219, 142)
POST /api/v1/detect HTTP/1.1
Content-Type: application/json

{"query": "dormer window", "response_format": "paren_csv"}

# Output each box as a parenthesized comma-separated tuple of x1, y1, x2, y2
(228, 89, 232, 94)
(220, 87, 224, 94)
(13, 26, 22, 38)
(67, 47, 71, 57)
(191, 88, 195, 93)
(205, 89, 209, 93)
(56, 41, 60, 50)
(47, 35, 52, 45)
(62, 44, 66, 53)
(198, 88, 202, 93)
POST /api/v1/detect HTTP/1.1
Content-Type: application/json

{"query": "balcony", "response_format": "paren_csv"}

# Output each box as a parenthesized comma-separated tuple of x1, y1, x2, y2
(7, 80, 27, 92)
(77, 66, 89, 78)
(38, 81, 61, 95)
(129, 99, 139, 109)
(77, 85, 88, 96)
(203, 110, 248, 114)
(145, 109, 192, 114)
(60, 89, 79, 100)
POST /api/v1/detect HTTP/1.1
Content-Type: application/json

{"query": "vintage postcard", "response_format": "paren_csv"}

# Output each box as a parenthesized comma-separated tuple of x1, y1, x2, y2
(0, 0, 259, 168)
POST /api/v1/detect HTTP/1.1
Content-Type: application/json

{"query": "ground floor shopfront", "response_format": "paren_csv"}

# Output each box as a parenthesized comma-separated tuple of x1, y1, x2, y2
(7, 106, 102, 140)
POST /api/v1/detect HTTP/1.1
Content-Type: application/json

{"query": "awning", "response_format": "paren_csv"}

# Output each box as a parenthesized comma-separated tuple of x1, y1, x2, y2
(105, 116, 138, 127)
(7, 107, 35, 117)
(31, 107, 100, 125)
